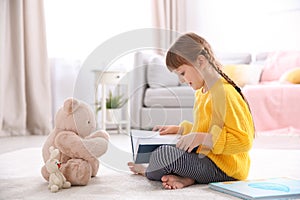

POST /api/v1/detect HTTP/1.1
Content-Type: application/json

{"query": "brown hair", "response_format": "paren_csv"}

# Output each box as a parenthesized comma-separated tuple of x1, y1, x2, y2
(166, 32, 246, 101)
(166, 33, 255, 136)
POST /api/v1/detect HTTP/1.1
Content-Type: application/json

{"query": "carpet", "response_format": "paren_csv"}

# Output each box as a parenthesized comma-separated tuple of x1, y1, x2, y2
(0, 148, 232, 200)
(1, 146, 300, 200)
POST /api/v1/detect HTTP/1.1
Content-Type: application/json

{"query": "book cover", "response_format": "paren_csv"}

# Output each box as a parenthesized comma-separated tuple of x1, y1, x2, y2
(209, 177, 300, 200)
(130, 130, 179, 164)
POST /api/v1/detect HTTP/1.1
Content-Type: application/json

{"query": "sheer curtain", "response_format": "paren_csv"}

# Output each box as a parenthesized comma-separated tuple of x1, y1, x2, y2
(152, 0, 186, 52)
(0, 0, 52, 136)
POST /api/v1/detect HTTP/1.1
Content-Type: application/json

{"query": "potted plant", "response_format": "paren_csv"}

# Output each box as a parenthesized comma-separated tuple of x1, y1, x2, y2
(96, 90, 127, 122)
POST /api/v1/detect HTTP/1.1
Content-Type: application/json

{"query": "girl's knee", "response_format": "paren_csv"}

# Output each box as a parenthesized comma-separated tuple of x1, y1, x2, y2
(146, 145, 183, 180)
(153, 145, 176, 155)
(149, 145, 182, 167)
(151, 145, 172, 161)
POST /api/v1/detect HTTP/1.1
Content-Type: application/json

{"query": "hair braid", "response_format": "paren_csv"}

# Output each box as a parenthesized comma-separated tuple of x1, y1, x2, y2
(210, 61, 243, 96)
(207, 54, 255, 136)
(166, 33, 255, 136)
(201, 49, 245, 99)
(201, 48, 253, 116)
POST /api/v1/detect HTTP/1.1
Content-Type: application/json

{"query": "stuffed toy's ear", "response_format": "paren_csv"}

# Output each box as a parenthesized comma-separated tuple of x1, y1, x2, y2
(63, 98, 80, 114)
(49, 146, 60, 159)
(49, 146, 55, 153)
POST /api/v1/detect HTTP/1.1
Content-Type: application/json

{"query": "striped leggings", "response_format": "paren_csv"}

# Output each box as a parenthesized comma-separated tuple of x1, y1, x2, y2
(145, 145, 236, 184)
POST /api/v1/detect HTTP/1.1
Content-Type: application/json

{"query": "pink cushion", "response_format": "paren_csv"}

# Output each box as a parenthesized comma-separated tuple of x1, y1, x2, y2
(261, 51, 300, 82)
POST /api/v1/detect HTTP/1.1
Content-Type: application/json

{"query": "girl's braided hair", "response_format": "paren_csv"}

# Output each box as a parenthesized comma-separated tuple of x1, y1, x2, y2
(165, 32, 249, 107)
(166, 33, 255, 137)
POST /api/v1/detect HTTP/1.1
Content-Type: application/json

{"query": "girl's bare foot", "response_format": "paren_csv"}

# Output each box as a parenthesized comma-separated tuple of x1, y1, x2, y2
(127, 162, 146, 176)
(161, 175, 195, 189)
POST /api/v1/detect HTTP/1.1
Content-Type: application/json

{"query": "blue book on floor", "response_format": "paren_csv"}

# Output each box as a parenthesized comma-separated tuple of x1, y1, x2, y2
(130, 130, 179, 164)
(209, 177, 300, 200)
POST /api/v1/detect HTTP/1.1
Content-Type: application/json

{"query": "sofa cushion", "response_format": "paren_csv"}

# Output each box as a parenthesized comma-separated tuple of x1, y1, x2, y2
(147, 55, 179, 88)
(144, 86, 194, 108)
(261, 51, 300, 82)
(255, 52, 269, 64)
(222, 64, 263, 87)
(216, 52, 252, 65)
(279, 67, 300, 84)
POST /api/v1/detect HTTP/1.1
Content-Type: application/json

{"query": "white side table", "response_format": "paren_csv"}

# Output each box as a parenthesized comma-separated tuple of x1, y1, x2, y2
(93, 70, 130, 134)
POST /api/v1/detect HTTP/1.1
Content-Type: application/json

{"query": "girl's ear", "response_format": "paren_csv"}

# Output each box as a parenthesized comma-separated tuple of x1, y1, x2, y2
(196, 54, 208, 69)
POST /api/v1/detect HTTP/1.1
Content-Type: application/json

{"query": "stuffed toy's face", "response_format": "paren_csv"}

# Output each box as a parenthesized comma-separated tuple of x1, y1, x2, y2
(73, 103, 96, 138)
(46, 159, 61, 173)
(55, 98, 96, 138)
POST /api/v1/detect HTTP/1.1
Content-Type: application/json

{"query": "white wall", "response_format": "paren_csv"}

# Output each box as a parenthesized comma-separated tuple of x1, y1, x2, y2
(44, 0, 152, 118)
(50, 58, 81, 123)
(44, 0, 152, 61)
(46, 0, 300, 125)
(186, 0, 300, 54)
(45, 0, 300, 65)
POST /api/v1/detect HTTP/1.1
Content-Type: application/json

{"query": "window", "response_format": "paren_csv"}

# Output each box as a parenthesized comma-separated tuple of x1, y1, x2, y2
(44, 0, 152, 62)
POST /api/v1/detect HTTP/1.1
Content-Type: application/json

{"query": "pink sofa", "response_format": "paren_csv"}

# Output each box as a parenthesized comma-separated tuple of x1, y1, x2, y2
(243, 51, 300, 132)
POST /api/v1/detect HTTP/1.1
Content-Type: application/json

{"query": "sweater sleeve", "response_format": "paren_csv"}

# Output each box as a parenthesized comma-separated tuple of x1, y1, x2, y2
(210, 125, 253, 155)
(210, 83, 255, 155)
(179, 120, 193, 135)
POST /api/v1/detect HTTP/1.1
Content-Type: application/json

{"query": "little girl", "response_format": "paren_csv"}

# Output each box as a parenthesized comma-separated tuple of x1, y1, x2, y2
(128, 33, 255, 189)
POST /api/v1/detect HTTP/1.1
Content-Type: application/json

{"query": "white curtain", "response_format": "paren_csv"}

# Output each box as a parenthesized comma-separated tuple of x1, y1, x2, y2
(152, 0, 186, 52)
(0, 0, 52, 136)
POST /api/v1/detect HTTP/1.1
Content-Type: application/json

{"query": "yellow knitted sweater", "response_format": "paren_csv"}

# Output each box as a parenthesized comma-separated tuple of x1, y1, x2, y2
(180, 78, 254, 180)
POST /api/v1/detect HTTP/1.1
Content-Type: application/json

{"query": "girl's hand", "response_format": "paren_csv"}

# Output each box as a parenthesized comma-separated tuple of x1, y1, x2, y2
(176, 132, 212, 153)
(152, 125, 181, 135)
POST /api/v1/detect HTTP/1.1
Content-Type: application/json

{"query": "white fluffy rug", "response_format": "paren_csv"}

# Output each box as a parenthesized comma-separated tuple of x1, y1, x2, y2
(1, 144, 300, 199)
(0, 148, 230, 200)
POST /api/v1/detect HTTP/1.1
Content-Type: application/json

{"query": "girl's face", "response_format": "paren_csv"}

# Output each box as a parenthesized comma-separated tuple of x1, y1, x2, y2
(173, 64, 205, 90)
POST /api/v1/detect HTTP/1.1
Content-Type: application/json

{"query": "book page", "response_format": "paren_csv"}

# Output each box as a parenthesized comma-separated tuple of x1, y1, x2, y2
(138, 135, 179, 144)
(131, 130, 179, 145)
(130, 130, 180, 163)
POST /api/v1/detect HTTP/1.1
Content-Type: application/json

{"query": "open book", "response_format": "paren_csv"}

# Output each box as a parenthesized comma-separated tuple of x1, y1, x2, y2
(130, 129, 179, 164)
(209, 177, 300, 200)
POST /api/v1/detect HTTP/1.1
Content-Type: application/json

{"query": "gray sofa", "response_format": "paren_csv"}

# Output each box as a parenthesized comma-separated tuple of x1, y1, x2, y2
(129, 51, 252, 130)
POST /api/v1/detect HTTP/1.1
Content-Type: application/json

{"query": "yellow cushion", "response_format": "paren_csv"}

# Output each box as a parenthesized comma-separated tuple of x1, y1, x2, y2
(279, 67, 300, 84)
(222, 64, 263, 87)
